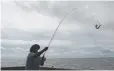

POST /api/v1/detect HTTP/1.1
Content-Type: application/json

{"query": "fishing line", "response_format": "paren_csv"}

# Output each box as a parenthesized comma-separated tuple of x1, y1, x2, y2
(91, 15, 101, 26)
(86, 13, 102, 47)
(87, 21, 101, 48)
(87, 31, 97, 47)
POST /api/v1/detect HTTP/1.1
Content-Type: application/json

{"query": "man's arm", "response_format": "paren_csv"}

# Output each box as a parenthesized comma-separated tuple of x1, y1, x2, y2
(34, 47, 48, 57)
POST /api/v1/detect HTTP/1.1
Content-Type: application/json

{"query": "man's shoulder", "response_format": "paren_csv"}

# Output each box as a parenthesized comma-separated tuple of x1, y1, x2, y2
(28, 52, 35, 57)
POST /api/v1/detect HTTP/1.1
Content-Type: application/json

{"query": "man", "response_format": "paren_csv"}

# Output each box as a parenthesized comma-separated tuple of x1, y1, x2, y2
(25, 44, 48, 70)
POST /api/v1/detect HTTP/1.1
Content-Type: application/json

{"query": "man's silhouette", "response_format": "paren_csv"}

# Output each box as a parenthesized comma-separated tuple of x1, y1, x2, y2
(25, 44, 48, 70)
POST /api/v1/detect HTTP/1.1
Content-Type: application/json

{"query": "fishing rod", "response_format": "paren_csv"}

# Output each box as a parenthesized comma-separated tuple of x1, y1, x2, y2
(43, 8, 78, 56)
(47, 8, 77, 47)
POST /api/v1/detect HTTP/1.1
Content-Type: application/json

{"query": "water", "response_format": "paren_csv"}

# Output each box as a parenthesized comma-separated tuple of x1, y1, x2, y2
(1, 57, 114, 70)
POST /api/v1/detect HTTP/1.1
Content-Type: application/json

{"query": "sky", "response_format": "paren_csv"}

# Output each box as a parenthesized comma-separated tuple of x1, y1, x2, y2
(1, 1, 114, 58)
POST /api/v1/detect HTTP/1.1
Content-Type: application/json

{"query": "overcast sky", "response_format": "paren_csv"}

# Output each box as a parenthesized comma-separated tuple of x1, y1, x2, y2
(1, 1, 114, 58)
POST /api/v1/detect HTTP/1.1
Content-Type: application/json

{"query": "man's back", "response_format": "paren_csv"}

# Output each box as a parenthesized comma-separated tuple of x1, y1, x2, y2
(25, 52, 41, 70)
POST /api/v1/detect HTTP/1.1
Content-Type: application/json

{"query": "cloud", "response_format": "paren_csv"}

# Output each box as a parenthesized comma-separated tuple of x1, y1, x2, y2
(1, 1, 114, 58)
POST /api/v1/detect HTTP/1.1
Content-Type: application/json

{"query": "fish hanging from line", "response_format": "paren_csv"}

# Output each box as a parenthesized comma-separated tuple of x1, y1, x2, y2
(95, 24, 101, 29)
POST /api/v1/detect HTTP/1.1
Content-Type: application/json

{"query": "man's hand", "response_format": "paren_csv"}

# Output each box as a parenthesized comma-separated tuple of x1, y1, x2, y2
(45, 47, 48, 51)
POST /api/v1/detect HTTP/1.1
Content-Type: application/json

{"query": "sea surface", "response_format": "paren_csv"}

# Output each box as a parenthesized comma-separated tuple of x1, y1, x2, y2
(1, 57, 114, 70)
